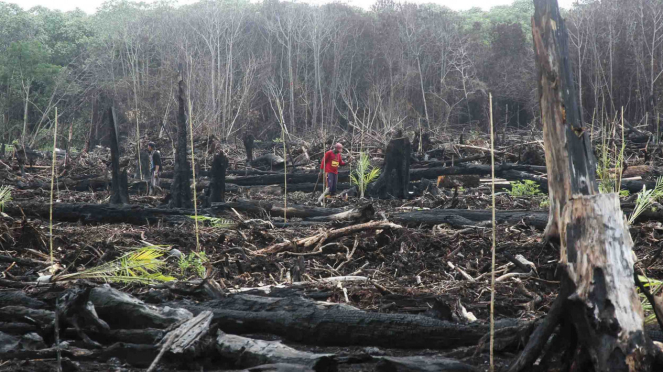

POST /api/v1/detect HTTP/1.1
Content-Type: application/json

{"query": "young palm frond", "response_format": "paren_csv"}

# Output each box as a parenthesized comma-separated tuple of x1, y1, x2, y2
(189, 216, 237, 228)
(350, 152, 380, 198)
(628, 176, 663, 225)
(638, 276, 663, 325)
(54, 246, 175, 284)
(0, 186, 12, 212)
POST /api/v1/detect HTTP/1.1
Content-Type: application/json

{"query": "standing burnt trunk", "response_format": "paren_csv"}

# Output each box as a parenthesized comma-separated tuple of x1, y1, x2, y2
(534, 0, 596, 240)
(509, 1, 655, 371)
(208, 151, 228, 204)
(108, 107, 129, 205)
(368, 133, 411, 199)
(412, 130, 432, 154)
(243, 134, 255, 163)
(169, 74, 193, 209)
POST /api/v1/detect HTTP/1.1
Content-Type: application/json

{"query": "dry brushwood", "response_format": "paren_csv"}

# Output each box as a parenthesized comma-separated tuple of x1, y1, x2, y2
(252, 220, 403, 255)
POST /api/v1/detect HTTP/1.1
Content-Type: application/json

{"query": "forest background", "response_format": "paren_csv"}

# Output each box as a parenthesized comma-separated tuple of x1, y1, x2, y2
(0, 0, 659, 149)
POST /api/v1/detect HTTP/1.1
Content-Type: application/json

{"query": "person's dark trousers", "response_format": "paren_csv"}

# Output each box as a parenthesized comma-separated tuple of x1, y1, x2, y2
(326, 172, 338, 195)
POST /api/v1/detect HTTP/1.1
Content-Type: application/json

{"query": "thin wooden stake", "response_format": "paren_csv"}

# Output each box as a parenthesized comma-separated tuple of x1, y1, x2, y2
(187, 58, 200, 252)
(283, 125, 287, 222)
(617, 106, 625, 195)
(49, 107, 58, 265)
(489, 93, 496, 372)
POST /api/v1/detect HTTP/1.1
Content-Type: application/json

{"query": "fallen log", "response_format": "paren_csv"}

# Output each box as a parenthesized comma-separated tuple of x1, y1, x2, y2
(240, 364, 316, 372)
(227, 172, 349, 186)
(284, 182, 351, 193)
(147, 310, 213, 372)
(216, 331, 337, 372)
(15, 177, 111, 192)
(171, 294, 525, 350)
(391, 209, 548, 229)
(89, 285, 192, 329)
(224, 164, 545, 188)
(3, 202, 196, 225)
(0, 343, 157, 367)
(375, 356, 478, 372)
(410, 164, 547, 187)
(306, 204, 374, 223)
(3, 200, 348, 225)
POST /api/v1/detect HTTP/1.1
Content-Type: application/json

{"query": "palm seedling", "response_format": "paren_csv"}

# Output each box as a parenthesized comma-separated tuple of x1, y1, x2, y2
(52, 246, 175, 284)
(628, 176, 663, 225)
(638, 275, 663, 325)
(350, 152, 380, 198)
(0, 186, 11, 212)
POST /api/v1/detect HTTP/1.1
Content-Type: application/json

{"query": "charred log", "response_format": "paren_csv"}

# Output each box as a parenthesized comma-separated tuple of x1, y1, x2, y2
(376, 356, 478, 372)
(391, 209, 548, 229)
(171, 294, 522, 350)
(216, 331, 337, 372)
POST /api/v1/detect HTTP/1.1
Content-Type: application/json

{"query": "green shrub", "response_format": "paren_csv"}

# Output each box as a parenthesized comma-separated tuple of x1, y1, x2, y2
(507, 180, 542, 197)
(179, 251, 208, 278)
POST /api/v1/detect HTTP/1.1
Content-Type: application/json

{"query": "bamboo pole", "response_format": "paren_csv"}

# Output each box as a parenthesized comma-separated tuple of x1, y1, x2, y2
(49, 107, 58, 264)
(489, 93, 496, 372)
(187, 58, 200, 252)
(283, 125, 287, 222)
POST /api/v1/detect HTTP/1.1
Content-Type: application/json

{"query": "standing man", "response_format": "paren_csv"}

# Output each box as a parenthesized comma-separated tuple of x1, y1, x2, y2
(319, 143, 349, 199)
(147, 142, 162, 195)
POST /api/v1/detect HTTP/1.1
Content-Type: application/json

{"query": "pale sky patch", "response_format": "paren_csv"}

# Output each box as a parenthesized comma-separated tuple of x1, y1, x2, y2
(9, 0, 576, 14)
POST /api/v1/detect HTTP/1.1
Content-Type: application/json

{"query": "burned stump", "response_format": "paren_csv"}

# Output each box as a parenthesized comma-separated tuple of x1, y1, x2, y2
(207, 151, 228, 205)
(244, 134, 255, 163)
(368, 135, 411, 199)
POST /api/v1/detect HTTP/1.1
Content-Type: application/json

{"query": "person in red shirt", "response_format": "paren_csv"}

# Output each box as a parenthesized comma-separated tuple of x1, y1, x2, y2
(320, 143, 349, 196)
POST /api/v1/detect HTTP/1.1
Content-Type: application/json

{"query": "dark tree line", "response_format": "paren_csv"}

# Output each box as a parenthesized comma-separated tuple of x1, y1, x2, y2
(0, 0, 661, 149)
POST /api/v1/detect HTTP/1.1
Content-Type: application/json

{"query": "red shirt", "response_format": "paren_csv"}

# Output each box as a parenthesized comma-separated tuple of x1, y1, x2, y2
(320, 150, 345, 174)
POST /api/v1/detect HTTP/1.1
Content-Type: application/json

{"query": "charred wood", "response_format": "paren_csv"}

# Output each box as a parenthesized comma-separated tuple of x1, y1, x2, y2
(171, 294, 521, 350)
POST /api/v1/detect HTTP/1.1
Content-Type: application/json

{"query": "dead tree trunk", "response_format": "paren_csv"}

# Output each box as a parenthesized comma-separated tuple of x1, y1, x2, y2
(534, 0, 596, 239)
(509, 1, 656, 370)
(108, 107, 129, 205)
(243, 134, 255, 164)
(207, 151, 228, 204)
(368, 134, 411, 199)
(169, 73, 193, 209)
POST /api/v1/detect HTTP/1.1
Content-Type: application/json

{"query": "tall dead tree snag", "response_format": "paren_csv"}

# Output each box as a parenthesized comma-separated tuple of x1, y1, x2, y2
(533, 0, 596, 241)
(108, 107, 129, 205)
(509, 1, 655, 370)
(368, 132, 411, 199)
(169, 74, 193, 209)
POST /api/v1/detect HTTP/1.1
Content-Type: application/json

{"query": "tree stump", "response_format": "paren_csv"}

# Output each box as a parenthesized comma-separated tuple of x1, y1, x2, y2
(208, 151, 228, 204)
(368, 133, 411, 199)
(169, 74, 193, 209)
(108, 107, 129, 205)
